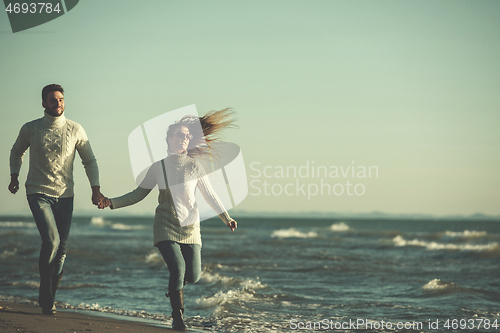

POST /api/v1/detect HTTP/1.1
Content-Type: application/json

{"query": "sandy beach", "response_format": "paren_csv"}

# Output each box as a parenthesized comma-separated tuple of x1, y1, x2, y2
(0, 301, 178, 333)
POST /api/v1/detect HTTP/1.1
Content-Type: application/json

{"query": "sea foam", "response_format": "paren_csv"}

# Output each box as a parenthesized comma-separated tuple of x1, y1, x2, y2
(90, 216, 107, 227)
(392, 235, 498, 252)
(444, 230, 487, 238)
(111, 223, 147, 230)
(330, 222, 350, 231)
(194, 271, 267, 314)
(0, 221, 36, 228)
(1, 249, 18, 258)
(144, 250, 163, 264)
(8, 281, 39, 289)
(271, 228, 318, 238)
(423, 278, 459, 291)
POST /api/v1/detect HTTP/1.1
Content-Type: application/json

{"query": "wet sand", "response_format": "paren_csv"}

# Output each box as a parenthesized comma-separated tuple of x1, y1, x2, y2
(0, 301, 177, 333)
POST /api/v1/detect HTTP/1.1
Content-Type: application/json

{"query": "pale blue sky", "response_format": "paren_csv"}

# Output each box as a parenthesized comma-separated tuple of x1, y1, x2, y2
(1, 0, 499, 216)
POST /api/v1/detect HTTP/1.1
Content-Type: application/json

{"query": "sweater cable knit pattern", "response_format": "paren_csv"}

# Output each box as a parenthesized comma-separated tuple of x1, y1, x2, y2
(10, 112, 100, 198)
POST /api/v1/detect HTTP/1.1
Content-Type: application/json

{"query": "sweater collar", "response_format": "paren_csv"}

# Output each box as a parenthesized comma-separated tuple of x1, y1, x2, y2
(43, 111, 66, 128)
(166, 149, 189, 164)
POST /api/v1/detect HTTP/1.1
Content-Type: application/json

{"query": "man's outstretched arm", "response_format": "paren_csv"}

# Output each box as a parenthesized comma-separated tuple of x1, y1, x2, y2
(92, 185, 106, 207)
(75, 126, 104, 206)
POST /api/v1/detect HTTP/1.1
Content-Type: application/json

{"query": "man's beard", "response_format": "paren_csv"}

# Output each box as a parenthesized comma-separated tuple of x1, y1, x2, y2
(46, 107, 64, 117)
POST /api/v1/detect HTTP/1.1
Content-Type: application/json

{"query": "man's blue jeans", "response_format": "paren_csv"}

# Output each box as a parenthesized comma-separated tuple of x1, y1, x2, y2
(27, 194, 73, 309)
(156, 241, 201, 292)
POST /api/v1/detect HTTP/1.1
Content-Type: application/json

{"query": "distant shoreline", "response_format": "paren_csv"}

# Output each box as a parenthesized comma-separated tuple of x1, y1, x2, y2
(1, 213, 499, 222)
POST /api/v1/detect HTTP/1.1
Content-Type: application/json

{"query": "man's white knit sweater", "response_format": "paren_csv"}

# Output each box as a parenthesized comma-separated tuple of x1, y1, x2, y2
(110, 151, 234, 247)
(10, 112, 100, 198)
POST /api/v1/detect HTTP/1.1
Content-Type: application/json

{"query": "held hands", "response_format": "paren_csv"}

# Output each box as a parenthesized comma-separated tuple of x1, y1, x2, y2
(98, 197, 112, 209)
(228, 220, 237, 232)
(91, 186, 110, 209)
(91, 186, 104, 205)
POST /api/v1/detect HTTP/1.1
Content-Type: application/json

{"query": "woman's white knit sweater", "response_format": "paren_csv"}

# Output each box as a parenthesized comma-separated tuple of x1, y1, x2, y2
(10, 112, 100, 197)
(110, 151, 234, 247)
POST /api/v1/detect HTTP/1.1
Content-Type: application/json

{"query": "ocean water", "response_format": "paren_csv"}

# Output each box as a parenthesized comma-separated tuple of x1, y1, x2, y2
(1, 216, 499, 332)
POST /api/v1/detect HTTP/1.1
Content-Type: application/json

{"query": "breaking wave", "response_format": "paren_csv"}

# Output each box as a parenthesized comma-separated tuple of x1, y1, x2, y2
(1, 249, 19, 259)
(111, 223, 148, 230)
(444, 230, 487, 238)
(0, 221, 36, 228)
(392, 235, 499, 252)
(423, 279, 461, 292)
(91, 217, 147, 231)
(330, 222, 350, 232)
(194, 271, 267, 316)
(271, 228, 318, 238)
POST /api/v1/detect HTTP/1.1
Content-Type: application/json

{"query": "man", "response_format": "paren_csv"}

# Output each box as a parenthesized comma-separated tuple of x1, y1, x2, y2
(8, 84, 105, 315)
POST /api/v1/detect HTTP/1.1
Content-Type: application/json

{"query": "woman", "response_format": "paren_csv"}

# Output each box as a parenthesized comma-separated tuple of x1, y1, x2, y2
(100, 109, 237, 331)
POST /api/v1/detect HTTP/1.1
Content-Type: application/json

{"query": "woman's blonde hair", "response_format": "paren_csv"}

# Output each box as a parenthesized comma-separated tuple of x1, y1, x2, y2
(166, 108, 237, 157)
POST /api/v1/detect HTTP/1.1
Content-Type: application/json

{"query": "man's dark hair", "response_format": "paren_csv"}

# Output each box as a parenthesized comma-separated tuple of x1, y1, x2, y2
(42, 84, 64, 102)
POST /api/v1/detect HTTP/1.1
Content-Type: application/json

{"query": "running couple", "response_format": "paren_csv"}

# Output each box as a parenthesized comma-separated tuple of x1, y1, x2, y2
(9, 84, 237, 331)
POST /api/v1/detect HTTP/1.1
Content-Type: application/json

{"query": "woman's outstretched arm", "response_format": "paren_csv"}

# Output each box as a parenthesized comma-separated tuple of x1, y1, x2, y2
(196, 174, 237, 231)
(100, 161, 161, 209)
(109, 187, 152, 209)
